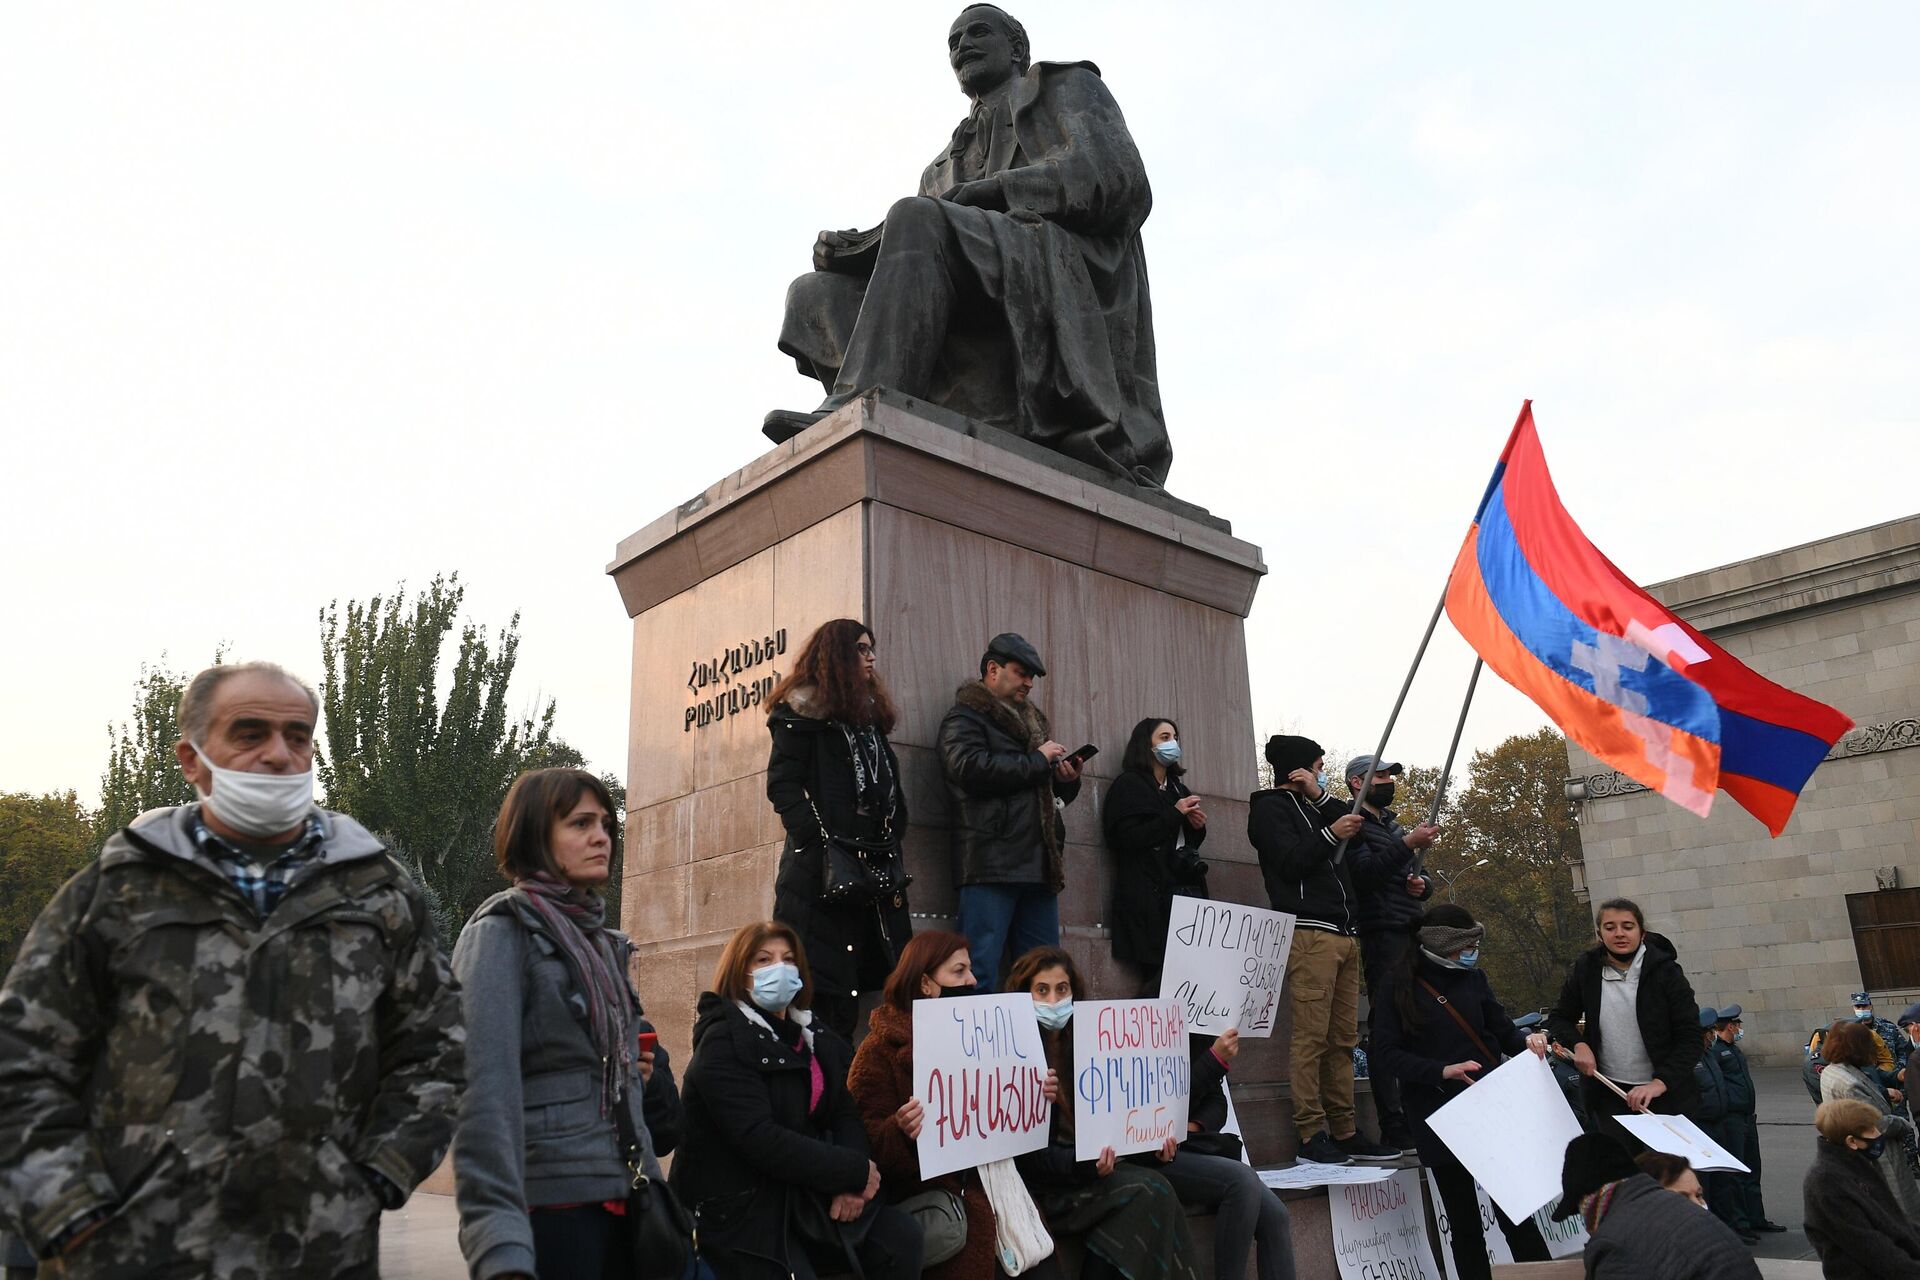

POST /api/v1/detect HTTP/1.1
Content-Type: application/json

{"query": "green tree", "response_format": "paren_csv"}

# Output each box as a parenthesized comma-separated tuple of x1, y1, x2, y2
(0, 791, 94, 974)
(1430, 727, 1586, 1012)
(92, 656, 204, 851)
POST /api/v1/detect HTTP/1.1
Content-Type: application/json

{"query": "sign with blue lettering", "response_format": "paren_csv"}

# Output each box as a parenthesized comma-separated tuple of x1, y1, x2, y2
(1071, 999, 1191, 1160)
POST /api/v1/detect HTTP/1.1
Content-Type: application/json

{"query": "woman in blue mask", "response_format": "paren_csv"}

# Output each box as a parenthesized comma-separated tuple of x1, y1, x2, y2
(1103, 717, 1209, 995)
(1369, 904, 1551, 1280)
(1008, 946, 1199, 1280)
(672, 921, 923, 1280)
(1805, 1098, 1920, 1278)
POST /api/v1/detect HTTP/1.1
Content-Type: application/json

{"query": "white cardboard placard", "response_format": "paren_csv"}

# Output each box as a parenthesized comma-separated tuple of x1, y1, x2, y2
(1424, 1171, 1514, 1280)
(1258, 1163, 1396, 1190)
(1331, 1168, 1443, 1280)
(1532, 1200, 1589, 1258)
(912, 993, 1052, 1179)
(1615, 1112, 1751, 1173)
(1157, 896, 1295, 1037)
(1425, 1053, 1584, 1222)
(1071, 999, 1191, 1160)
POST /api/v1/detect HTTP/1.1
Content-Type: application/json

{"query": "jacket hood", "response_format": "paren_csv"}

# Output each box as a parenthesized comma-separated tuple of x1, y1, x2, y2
(692, 990, 738, 1050)
(109, 802, 387, 869)
(769, 687, 829, 728)
(866, 1001, 912, 1048)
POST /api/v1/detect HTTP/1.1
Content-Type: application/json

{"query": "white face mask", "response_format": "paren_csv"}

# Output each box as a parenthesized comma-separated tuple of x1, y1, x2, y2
(193, 744, 315, 838)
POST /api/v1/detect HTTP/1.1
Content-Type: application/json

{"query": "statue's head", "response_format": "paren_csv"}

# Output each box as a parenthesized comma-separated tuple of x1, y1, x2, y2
(948, 5, 1029, 98)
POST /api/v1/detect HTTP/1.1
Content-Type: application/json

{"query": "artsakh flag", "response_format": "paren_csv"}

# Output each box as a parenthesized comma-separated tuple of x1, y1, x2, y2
(1445, 401, 1853, 834)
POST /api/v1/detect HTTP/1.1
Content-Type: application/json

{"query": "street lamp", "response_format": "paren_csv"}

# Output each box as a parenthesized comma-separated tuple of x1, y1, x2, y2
(1430, 857, 1491, 901)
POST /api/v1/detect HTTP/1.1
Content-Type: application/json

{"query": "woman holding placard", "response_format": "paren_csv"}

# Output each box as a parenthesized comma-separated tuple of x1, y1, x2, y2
(1008, 946, 1199, 1280)
(1103, 717, 1210, 996)
(672, 920, 923, 1280)
(847, 930, 1001, 1280)
(1369, 904, 1552, 1280)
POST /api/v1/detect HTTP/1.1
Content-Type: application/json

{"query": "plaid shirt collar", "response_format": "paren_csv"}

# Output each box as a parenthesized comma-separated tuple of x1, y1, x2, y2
(188, 808, 328, 918)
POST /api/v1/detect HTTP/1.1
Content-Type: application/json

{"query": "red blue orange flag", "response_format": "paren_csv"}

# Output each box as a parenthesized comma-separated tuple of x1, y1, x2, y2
(1445, 402, 1853, 834)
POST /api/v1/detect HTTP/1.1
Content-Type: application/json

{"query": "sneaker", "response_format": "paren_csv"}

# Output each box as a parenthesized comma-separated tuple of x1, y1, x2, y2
(1296, 1132, 1354, 1165)
(1336, 1132, 1402, 1163)
(1379, 1117, 1420, 1155)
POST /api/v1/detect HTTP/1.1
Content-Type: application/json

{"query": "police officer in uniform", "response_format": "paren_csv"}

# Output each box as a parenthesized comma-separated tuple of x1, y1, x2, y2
(1709, 1005, 1786, 1238)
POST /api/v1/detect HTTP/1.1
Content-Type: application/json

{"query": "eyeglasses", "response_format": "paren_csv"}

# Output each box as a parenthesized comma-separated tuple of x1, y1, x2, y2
(855, 642, 876, 658)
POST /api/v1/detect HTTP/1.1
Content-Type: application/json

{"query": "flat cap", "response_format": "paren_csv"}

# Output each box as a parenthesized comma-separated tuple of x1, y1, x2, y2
(984, 632, 1046, 677)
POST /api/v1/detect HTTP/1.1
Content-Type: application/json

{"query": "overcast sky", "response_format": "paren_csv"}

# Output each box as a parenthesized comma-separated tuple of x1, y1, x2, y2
(4, 2, 1915, 806)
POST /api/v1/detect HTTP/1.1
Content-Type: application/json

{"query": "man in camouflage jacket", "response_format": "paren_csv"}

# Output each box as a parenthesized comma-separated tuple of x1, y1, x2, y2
(0, 663, 464, 1278)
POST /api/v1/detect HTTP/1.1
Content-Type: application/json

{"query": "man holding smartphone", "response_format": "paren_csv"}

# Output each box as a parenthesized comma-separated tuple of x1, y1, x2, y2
(937, 632, 1083, 991)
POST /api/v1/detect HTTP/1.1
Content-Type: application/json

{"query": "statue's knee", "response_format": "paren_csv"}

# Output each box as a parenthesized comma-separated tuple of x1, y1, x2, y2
(883, 195, 944, 244)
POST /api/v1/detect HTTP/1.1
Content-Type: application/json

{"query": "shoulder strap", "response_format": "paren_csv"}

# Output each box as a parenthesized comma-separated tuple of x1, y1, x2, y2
(1417, 977, 1499, 1065)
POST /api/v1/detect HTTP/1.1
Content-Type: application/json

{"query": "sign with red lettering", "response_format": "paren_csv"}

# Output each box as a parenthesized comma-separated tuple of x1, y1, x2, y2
(912, 993, 1053, 1179)
(1332, 1169, 1442, 1280)
(1071, 999, 1191, 1160)
(1158, 896, 1295, 1037)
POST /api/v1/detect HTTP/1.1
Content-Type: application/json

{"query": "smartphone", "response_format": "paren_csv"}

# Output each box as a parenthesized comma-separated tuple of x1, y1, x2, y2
(637, 1031, 659, 1056)
(1065, 743, 1099, 767)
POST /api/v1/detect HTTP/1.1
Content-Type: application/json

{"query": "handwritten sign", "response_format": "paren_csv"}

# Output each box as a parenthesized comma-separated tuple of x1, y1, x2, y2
(1616, 1113, 1751, 1173)
(1425, 1053, 1583, 1222)
(1259, 1163, 1395, 1190)
(1158, 896, 1295, 1037)
(1331, 1169, 1442, 1280)
(1071, 999, 1190, 1159)
(1424, 1172, 1513, 1280)
(913, 993, 1052, 1179)
(1532, 1200, 1589, 1258)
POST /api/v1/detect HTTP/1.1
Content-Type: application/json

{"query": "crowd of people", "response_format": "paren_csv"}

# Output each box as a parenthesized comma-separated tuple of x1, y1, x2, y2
(0, 629, 1900, 1280)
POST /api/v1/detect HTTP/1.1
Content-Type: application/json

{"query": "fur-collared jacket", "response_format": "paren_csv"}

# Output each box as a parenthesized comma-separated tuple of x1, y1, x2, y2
(936, 681, 1082, 888)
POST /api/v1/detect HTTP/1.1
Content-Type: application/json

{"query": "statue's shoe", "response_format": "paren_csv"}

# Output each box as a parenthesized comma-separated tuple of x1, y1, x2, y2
(762, 408, 829, 444)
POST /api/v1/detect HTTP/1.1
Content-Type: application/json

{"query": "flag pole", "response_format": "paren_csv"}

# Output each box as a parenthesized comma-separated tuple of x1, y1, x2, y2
(1425, 658, 1484, 828)
(1334, 583, 1451, 855)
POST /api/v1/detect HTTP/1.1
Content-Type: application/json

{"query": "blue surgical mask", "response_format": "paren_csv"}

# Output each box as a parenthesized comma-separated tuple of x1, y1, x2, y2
(1733, 1029, 1744, 1042)
(751, 962, 803, 1013)
(1315, 771, 1329, 791)
(1862, 1135, 1888, 1161)
(1033, 997, 1074, 1031)
(1456, 949, 1480, 969)
(1153, 740, 1182, 767)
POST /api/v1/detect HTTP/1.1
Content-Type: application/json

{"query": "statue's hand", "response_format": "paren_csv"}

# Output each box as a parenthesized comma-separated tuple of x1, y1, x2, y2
(814, 228, 858, 271)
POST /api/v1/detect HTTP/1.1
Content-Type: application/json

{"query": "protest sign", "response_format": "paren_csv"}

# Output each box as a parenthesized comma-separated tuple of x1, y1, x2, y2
(1331, 1168, 1442, 1280)
(1158, 896, 1294, 1037)
(1425, 1053, 1583, 1221)
(1072, 999, 1191, 1160)
(1532, 1200, 1589, 1258)
(1616, 1113, 1751, 1172)
(1424, 1172, 1512, 1280)
(913, 993, 1052, 1179)
(1258, 1164, 1396, 1191)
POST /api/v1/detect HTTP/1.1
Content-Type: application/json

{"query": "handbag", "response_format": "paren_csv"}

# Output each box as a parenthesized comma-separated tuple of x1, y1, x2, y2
(614, 1088, 698, 1280)
(814, 800, 912, 905)
(1180, 1130, 1244, 1161)
(894, 1187, 967, 1266)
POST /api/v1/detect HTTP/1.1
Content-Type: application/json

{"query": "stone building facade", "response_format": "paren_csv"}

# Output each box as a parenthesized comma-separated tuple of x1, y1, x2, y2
(1564, 514, 1920, 1064)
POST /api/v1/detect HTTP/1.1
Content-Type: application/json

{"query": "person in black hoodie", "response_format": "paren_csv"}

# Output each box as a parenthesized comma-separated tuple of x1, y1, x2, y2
(1341, 753, 1436, 1154)
(1804, 1098, 1920, 1279)
(671, 920, 923, 1280)
(765, 618, 913, 1041)
(1104, 716, 1210, 995)
(1369, 904, 1551, 1280)
(1248, 733, 1394, 1166)
(1546, 898, 1699, 1149)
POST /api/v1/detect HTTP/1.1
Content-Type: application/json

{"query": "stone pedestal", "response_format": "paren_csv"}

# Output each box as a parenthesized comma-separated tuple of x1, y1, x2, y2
(607, 390, 1317, 1156)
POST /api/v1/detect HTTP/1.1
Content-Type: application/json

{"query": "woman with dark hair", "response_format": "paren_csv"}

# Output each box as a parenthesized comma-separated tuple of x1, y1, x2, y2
(1103, 717, 1208, 994)
(1545, 897, 1701, 1147)
(1369, 904, 1552, 1280)
(1008, 946, 1198, 1280)
(672, 920, 923, 1280)
(1818, 1018, 1920, 1218)
(1806, 1098, 1920, 1279)
(1635, 1152, 1708, 1208)
(453, 767, 678, 1280)
(847, 932, 1002, 1280)
(767, 618, 912, 1040)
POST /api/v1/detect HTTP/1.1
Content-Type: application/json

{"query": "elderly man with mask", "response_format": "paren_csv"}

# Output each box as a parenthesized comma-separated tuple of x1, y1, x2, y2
(0, 661, 463, 1277)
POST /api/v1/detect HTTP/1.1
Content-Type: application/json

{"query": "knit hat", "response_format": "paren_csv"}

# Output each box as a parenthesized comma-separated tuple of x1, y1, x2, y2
(1553, 1133, 1640, 1219)
(1418, 921, 1484, 955)
(1265, 734, 1323, 774)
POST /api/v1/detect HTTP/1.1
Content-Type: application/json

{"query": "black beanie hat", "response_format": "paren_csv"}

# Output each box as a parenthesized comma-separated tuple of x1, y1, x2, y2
(1552, 1133, 1641, 1218)
(1264, 734, 1323, 775)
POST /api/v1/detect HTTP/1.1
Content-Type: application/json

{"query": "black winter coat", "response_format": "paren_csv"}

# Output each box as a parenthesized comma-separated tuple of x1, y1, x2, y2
(1248, 787, 1358, 935)
(1546, 933, 1699, 1113)
(1690, 1041, 1731, 1143)
(1347, 806, 1433, 935)
(1709, 1038, 1754, 1115)
(1186, 1035, 1232, 1137)
(766, 697, 912, 997)
(1369, 956, 1528, 1138)
(1803, 1136, 1920, 1279)
(1586, 1174, 1761, 1280)
(937, 684, 1081, 887)
(1103, 769, 1209, 972)
(670, 994, 874, 1278)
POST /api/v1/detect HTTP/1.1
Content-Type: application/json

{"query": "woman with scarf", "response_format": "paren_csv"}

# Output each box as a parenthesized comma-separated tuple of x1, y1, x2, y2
(767, 618, 912, 1040)
(1009, 946, 1198, 1280)
(452, 768, 677, 1280)
(1553, 1134, 1758, 1279)
(1368, 904, 1552, 1280)
(1805, 1098, 1920, 1279)
(1816, 1019, 1920, 1220)
(1103, 716, 1209, 996)
(672, 920, 923, 1280)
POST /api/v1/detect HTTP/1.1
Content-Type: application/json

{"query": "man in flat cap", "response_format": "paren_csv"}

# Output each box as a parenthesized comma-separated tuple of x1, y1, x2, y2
(937, 632, 1082, 991)
(1343, 753, 1438, 1155)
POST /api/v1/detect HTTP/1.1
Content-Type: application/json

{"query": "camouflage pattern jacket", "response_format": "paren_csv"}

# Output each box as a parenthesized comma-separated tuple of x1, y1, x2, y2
(0, 805, 464, 1278)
